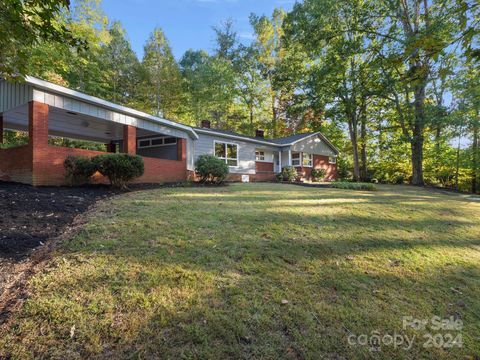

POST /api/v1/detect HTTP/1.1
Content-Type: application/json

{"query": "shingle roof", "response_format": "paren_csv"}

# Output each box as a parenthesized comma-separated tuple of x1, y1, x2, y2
(268, 132, 318, 145)
(193, 127, 339, 154)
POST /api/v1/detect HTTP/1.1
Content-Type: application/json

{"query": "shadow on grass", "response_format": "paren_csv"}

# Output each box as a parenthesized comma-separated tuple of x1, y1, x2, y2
(1, 184, 479, 359)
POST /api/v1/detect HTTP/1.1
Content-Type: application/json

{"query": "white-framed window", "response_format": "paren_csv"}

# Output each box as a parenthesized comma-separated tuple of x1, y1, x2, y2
(137, 136, 177, 149)
(329, 156, 337, 164)
(214, 141, 238, 166)
(255, 150, 265, 161)
(292, 152, 301, 166)
(303, 153, 313, 167)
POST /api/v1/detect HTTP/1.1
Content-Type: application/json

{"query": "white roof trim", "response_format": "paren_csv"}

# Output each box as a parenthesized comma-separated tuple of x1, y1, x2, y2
(25, 76, 198, 140)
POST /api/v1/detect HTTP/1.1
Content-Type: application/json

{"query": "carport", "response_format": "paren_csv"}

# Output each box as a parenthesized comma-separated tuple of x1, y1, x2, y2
(0, 77, 197, 185)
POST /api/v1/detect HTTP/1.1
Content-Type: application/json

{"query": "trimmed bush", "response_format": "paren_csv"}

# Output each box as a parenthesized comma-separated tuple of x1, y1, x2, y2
(92, 154, 144, 189)
(278, 166, 298, 183)
(311, 168, 327, 182)
(195, 155, 229, 184)
(64, 156, 97, 185)
(331, 181, 376, 191)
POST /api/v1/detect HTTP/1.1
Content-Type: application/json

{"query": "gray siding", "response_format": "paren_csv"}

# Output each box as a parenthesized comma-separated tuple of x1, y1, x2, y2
(0, 81, 32, 113)
(292, 135, 336, 156)
(194, 133, 258, 174)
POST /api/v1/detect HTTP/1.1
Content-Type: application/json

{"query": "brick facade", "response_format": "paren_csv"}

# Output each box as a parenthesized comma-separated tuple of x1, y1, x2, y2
(254, 161, 276, 181)
(0, 114, 3, 144)
(295, 154, 337, 182)
(123, 125, 136, 154)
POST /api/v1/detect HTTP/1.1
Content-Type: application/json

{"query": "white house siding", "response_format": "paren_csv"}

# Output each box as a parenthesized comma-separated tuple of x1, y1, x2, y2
(194, 133, 259, 174)
(291, 135, 337, 157)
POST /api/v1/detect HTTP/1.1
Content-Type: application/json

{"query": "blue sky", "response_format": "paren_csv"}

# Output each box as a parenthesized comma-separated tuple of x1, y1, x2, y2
(101, 0, 295, 60)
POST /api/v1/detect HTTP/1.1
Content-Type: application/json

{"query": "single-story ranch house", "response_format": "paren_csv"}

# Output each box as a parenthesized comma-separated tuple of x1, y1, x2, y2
(0, 77, 339, 186)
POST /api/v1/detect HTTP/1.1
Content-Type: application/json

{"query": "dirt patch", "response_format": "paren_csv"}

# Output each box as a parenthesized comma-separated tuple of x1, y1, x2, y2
(0, 182, 164, 326)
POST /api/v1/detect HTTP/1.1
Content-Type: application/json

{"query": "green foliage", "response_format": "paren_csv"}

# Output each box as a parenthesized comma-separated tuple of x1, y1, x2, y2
(195, 155, 229, 184)
(92, 154, 144, 189)
(311, 168, 326, 181)
(331, 182, 376, 191)
(278, 166, 298, 183)
(0, 0, 83, 80)
(64, 156, 97, 186)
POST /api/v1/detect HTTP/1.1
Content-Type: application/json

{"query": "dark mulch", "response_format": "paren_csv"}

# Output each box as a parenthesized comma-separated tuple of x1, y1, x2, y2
(0, 182, 115, 261)
(0, 181, 166, 324)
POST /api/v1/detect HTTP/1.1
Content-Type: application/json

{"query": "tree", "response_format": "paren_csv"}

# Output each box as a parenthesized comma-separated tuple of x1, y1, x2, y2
(250, 9, 290, 137)
(286, 0, 378, 181)
(140, 27, 183, 119)
(0, 0, 82, 80)
(100, 21, 141, 105)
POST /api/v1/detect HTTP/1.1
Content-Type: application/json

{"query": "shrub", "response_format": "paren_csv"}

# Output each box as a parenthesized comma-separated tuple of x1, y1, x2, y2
(276, 172, 284, 182)
(64, 156, 97, 185)
(278, 166, 298, 183)
(331, 181, 376, 191)
(92, 154, 144, 189)
(311, 168, 327, 182)
(195, 155, 229, 184)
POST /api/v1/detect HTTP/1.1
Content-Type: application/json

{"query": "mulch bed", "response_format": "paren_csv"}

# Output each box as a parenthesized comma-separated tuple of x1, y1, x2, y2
(0, 181, 164, 325)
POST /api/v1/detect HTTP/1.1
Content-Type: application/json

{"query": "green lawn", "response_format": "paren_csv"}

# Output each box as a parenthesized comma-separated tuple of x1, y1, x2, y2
(2, 183, 480, 359)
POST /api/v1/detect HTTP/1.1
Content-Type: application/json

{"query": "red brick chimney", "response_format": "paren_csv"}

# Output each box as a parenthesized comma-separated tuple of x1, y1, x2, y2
(201, 120, 211, 128)
(255, 129, 265, 138)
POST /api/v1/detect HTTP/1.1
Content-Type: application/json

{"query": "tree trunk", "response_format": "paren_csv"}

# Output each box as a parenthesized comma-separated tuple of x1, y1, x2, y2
(455, 136, 461, 191)
(411, 84, 426, 185)
(271, 93, 277, 137)
(472, 119, 479, 194)
(360, 111, 367, 181)
(348, 119, 360, 182)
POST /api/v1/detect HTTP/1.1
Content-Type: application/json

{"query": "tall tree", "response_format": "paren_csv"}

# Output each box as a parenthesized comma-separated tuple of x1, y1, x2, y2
(250, 9, 290, 137)
(100, 21, 141, 105)
(141, 27, 182, 119)
(286, 0, 377, 181)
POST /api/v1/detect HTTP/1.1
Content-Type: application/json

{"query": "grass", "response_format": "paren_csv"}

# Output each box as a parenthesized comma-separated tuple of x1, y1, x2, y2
(1, 183, 480, 359)
(331, 181, 377, 191)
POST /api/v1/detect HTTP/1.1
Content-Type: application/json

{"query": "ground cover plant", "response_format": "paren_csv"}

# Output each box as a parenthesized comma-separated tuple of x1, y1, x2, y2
(0, 183, 479, 359)
(331, 181, 377, 191)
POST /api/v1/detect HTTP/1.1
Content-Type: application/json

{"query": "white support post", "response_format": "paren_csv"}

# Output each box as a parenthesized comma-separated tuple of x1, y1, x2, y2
(288, 149, 292, 166)
(278, 151, 282, 172)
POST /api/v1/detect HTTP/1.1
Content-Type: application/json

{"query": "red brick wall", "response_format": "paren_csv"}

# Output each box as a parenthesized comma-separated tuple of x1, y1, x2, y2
(0, 145, 32, 184)
(254, 161, 276, 181)
(123, 125, 136, 154)
(295, 154, 337, 181)
(0, 114, 4, 144)
(31, 146, 188, 186)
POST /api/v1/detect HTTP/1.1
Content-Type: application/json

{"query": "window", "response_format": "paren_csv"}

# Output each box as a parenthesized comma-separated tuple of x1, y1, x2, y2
(329, 156, 337, 164)
(303, 153, 313, 167)
(215, 141, 238, 166)
(292, 152, 301, 166)
(255, 150, 265, 161)
(137, 137, 177, 149)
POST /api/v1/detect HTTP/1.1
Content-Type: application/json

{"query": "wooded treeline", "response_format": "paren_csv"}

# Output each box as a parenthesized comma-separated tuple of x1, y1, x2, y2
(1, 0, 479, 192)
